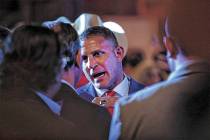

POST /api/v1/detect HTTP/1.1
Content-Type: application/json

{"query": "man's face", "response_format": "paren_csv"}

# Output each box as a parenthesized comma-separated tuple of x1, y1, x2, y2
(80, 36, 123, 89)
(124, 35, 169, 85)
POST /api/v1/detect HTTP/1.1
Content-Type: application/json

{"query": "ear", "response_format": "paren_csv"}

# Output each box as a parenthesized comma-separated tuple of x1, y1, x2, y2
(75, 51, 82, 68)
(163, 37, 177, 58)
(114, 46, 124, 61)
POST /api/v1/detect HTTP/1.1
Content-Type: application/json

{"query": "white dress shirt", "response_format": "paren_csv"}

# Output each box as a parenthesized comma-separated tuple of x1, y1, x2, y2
(95, 75, 130, 97)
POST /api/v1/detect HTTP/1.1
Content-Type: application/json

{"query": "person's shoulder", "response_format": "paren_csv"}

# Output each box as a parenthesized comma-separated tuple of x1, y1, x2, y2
(59, 83, 111, 119)
(130, 77, 145, 87)
(88, 101, 111, 118)
(71, 93, 111, 125)
(118, 80, 167, 107)
(60, 82, 77, 94)
(127, 76, 145, 93)
(53, 82, 78, 101)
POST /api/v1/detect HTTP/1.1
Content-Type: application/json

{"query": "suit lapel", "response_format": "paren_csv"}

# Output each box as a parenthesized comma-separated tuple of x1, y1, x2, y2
(86, 84, 98, 101)
(78, 83, 97, 102)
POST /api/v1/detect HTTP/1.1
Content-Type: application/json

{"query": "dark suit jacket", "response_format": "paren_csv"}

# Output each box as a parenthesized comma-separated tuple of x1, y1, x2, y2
(76, 76, 145, 102)
(109, 60, 210, 140)
(53, 83, 111, 140)
(0, 87, 81, 140)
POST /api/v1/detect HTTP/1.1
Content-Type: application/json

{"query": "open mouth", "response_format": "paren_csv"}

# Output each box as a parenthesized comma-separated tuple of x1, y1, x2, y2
(92, 72, 105, 79)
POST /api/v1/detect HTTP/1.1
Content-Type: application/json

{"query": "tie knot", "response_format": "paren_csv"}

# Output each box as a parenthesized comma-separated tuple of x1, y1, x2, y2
(105, 90, 116, 97)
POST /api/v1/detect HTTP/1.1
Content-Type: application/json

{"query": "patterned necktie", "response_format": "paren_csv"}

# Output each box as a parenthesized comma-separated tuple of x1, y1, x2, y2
(105, 90, 116, 97)
(104, 90, 117, 115)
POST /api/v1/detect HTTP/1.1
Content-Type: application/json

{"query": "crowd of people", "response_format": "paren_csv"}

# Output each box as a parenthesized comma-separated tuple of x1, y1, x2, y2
(0, 0, 209, 139)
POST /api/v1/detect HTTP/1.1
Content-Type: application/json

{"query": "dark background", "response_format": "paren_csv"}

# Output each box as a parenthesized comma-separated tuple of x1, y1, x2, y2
(0, 0, 139, 28)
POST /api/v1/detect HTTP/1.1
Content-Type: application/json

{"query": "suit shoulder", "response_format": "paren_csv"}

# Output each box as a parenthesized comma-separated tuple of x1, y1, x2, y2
(130, 78, 145, 88)
(128, 77, 145, 94)
(119, 80, 167, 106)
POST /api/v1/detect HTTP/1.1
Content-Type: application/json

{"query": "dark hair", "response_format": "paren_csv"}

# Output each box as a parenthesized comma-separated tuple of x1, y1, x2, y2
(80, 26, 118, 48)
(0, 25, 61, 92)
(51, 22, 81, 70)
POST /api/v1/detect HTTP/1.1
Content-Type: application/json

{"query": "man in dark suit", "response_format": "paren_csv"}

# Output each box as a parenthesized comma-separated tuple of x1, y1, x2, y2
(109, 0, 210, 139)
(0, 25, 81, 139)
(77, 26, 145, 113)
(48, 21, 111, 140)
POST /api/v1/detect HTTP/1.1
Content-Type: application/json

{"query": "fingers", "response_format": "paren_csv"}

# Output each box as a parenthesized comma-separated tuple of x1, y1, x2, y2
(92, 96, 119, 107)
(92, 97, 106, 106)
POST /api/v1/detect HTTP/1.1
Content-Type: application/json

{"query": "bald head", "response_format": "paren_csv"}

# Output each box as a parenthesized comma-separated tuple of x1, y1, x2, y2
(166, 0, 210, 61)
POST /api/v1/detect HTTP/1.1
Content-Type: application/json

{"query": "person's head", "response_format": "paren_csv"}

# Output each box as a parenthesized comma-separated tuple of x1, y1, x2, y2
(124, 35, 168, 85)
(80, 26, 125, 90)
(123, 19, 169, 85)
(50, 22, 82, 87)
(163, 0, 210, 70)
(0, 25, 62, 94)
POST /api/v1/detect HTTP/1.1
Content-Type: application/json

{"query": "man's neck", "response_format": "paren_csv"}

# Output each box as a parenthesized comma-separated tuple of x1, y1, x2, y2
(109, 72, 125, 90)
(95, 74, 129, 97)
(62, 71, 75, 87)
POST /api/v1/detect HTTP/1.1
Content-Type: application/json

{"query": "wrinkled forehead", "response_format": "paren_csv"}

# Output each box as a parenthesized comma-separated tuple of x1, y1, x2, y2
(80, 36, 114, 55)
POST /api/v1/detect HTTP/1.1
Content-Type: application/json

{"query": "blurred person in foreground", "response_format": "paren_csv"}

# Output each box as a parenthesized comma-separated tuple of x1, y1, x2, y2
(77, 26, 145, 115)
(0, 25, 82, 139)
(45, 20, 111, 140)
(109, 0, 210, 139)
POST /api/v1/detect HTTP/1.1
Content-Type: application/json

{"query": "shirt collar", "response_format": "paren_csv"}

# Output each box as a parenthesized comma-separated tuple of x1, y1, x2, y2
(95, 75, 130, 97)
(35, 91, 61, 116)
